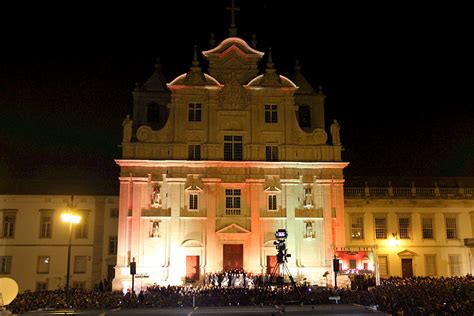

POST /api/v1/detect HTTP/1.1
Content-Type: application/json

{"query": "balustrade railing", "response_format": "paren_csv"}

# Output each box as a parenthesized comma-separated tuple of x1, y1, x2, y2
(345, 186, 473, 198)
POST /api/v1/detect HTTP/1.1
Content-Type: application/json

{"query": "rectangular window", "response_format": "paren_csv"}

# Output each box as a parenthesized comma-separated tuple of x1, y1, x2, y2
(422, 217, 434, 239)
(224, 135, 243, 161)
(188, 144, 201, 160)
(351, 215, 364, 239)
(265, 145, 278, 161)
(110, 208, 119, 218)
(75, 213, 89, 239)
(225, 189, 241, 215)
(268, 194, 277, 211)
(0, 256, 12, 274)
(448, 254, 461, 276)
(398, 217, 410, 239)
(425, 255, 437, 276)
(108, 236, 118, 255)
(74, 256, 87, 274)
(36, 282, 48, 291)
(378, 255, 388, 277)
(37, 256, 50, 274)
(2, 214, 16, 238)
(445, 216, 457, 239)
(374, 217, 387, 239)
(189, 194, 198, 210)
(188, 103, 202, 122)
(264, 104, 278, 123)
(40, 214, 53, 238)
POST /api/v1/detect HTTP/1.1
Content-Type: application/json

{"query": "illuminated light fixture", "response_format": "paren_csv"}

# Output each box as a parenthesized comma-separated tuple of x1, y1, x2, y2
(61, 213, 81, 224)
(388, 232, 400, 247)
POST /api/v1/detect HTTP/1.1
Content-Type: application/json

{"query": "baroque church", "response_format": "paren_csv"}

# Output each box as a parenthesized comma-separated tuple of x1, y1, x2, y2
(1, 5, 472, 294)
(112, 13, 347, 291)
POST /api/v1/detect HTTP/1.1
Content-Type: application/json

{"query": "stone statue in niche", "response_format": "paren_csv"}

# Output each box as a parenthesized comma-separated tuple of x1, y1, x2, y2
(150, 221, 160, 238)
(304, 221, 315, 239)
(151, 185, 162, 207)
(304, 188, 313, 208)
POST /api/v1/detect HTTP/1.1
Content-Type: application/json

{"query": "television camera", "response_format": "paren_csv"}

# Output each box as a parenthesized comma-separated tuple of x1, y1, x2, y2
(274, 229, 291, 263)
(259, 228, 303, 303)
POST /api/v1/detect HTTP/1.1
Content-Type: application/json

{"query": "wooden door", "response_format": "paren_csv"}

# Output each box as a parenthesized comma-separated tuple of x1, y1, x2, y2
(266, 255, 278, 275)
(223, 244, 243, 270)
(186, 256, 200, 281)
(402, 258, 413, 278)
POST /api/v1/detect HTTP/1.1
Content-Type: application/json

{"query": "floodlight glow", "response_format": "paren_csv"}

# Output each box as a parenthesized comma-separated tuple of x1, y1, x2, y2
(61, 213, 81, 224)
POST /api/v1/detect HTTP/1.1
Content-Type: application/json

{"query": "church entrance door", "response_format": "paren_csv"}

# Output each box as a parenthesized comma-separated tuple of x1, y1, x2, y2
(266, 255, 279, 275)
(223, 244, 243, 270)
(186, 256, 200, 281)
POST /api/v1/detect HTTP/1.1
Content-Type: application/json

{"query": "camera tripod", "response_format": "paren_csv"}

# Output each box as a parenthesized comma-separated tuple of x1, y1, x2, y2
(258, 256, 304, 304)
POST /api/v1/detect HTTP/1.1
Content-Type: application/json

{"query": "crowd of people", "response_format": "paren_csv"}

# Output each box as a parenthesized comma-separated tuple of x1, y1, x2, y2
(6, 275, 473, 315)
(203, 269, 276, 288)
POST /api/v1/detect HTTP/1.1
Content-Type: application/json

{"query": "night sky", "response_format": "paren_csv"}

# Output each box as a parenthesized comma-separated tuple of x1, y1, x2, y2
(0, 1, 473, 195)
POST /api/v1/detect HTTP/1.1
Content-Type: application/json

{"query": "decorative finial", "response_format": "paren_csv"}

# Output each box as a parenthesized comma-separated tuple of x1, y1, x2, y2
(266, 47, 274, 69)
(192, 45, 199, 67)
(226, 0, 240, 37)
(134, 82, 140, 91)
(184, 45, 206, 85)
(318, 85, 323, 94)
(209, 32, 216, 48)
(251, 33, 257, 48)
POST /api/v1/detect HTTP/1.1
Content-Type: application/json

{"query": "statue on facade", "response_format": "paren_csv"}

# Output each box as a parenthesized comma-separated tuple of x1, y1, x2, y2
(122, 114, 133, 143)
(151, 185, 161, 207)
(304, 188, 313, 207)
(330, 119, 341, 145)
(150, 221, 160, 238)
(305, 221, 314, 239)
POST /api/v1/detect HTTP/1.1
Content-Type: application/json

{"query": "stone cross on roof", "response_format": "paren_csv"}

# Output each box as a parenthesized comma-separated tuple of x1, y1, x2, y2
(226, 0, 240, 36)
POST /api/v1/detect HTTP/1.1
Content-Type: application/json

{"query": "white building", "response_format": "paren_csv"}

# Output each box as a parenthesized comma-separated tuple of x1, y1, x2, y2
(0, 195, 118, 292)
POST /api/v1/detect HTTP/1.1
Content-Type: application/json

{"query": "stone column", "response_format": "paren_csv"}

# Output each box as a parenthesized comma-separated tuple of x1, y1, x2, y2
(247, 179, 264, 272)
(203, 178, 221, 272)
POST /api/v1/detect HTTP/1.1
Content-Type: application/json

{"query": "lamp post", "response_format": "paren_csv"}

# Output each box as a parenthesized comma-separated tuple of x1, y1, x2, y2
(61, 196, 81, 307)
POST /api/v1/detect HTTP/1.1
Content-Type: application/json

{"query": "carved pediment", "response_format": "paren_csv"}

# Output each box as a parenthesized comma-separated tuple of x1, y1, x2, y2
(219, 79, 248, 109)
(203, 38, 264, 59)
(397, 249, 417, 257)
(185, 185, 203, 192)
(216, 223, 251, 241)
(264, 186, 281, 192)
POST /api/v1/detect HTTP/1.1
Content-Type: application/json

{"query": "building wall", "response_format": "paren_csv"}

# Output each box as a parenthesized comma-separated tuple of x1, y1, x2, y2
(1, 187, 472, 293)
(111, 162, 346, 291)
(0, 195, 118, 293)
(344, 187, 474, 278)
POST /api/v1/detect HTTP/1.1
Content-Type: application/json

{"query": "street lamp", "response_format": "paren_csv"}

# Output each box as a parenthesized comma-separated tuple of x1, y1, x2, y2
(61, 196, 81, 307)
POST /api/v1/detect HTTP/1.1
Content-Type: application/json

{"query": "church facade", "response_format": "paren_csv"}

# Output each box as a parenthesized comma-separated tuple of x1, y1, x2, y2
(113, 35, 347, 291)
